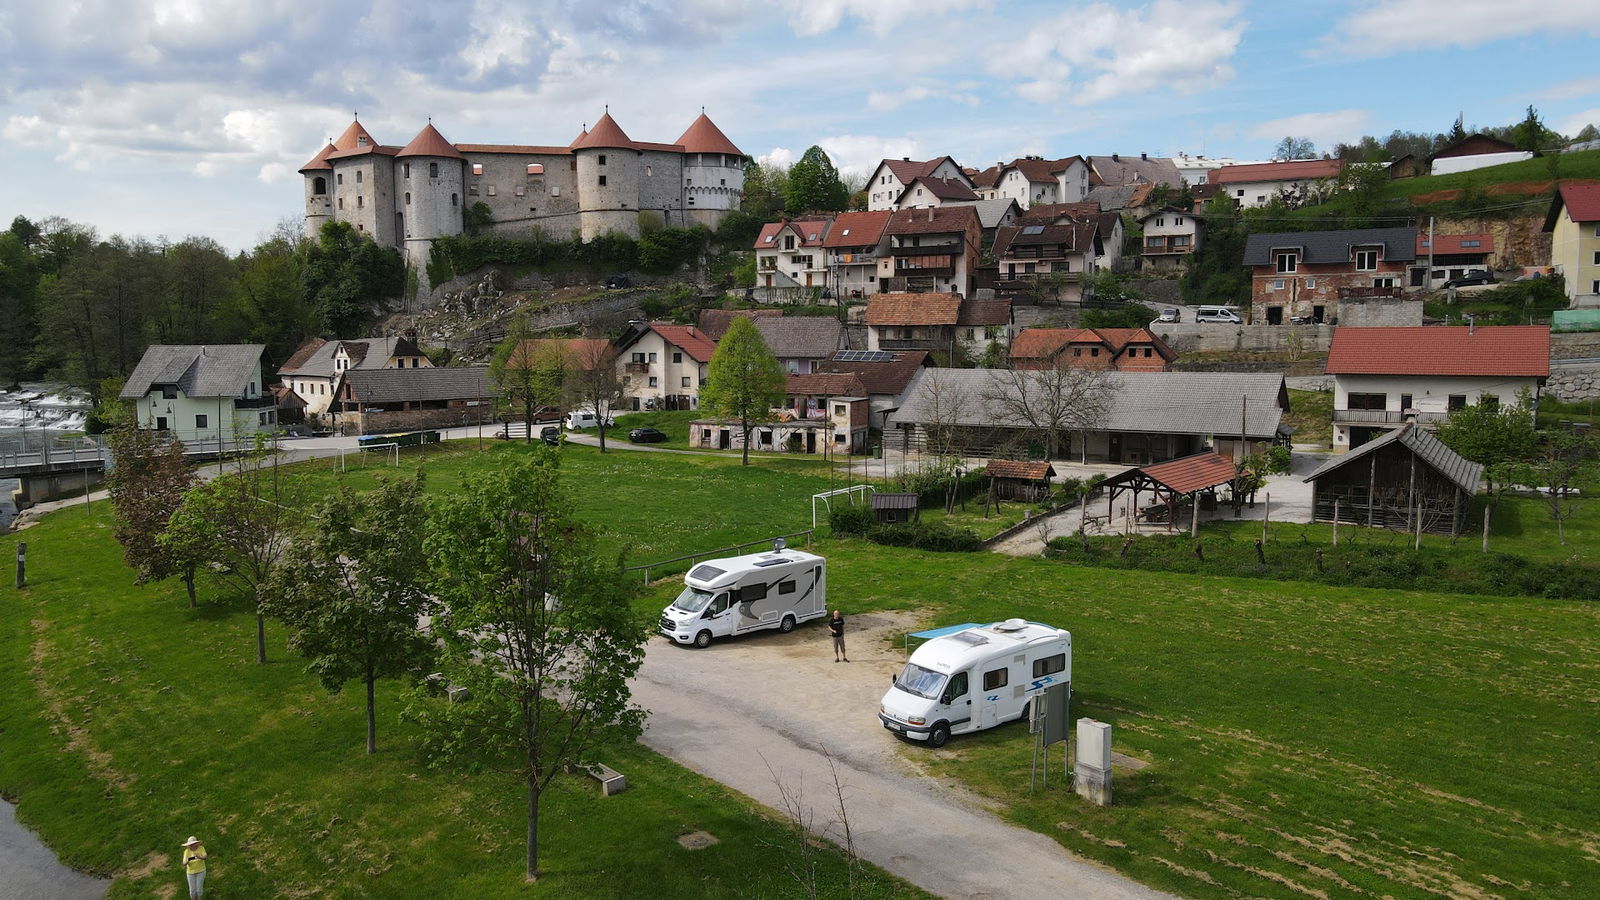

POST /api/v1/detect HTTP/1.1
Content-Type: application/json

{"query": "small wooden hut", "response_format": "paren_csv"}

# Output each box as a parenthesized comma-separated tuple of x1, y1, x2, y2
(871, 492, 920, 524)
(985, 459, 1056, 503)
(1303, 423, 1480, 535)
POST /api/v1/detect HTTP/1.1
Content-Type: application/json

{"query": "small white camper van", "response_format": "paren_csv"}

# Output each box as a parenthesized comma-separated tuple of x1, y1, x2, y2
(879, 619, 1070, 748)
(659, 542, 827, 648)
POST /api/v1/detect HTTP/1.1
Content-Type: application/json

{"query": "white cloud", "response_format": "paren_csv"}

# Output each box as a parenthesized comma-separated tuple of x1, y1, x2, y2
(782, 0, 987, 37)
(1248, 109, 1372, 150)
(996, 1, 1243, 106)
(759, 147, 795, 168)
(814, 135, 925, 178)
(1322, 0, 1600, 55)
(1559, 109, 1600, 138)
(866, 84, 982, 112)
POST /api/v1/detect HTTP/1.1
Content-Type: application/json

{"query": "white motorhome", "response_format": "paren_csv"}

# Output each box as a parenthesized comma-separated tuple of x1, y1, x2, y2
(659, 543, 827, 648)
(879, 619, 1070, 748)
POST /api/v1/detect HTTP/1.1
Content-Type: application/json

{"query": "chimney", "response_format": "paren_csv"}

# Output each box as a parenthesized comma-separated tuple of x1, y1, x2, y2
(903, 156, 911, 162)
(1141, 152, 1148, 161)
(1111, 153, 1119, 162)
(927, 208, 934, 222)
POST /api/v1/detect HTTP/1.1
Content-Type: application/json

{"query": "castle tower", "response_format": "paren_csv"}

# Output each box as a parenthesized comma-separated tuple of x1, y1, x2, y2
(571, 111, 640, 240)
(319, 119, 399, 245)
(299, 141, 337, 235)
(676, 111, 746, 227)
(395, 122, 466, 269)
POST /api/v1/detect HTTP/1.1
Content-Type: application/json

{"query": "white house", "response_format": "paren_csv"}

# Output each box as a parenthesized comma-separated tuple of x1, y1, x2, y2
(820, 209, 893, 298)
(753, 218, 832, 291)
(1325, 326, 1550, 451)
(614, 321, 718, 411)
(1138, 207, 1203, 269)
(121, 344, 276, 444)
(278, 335, 431, 420)
(989, 157, 1069, 208)
(892, 175, 979, 210)
(1211, 159, 1343, 208)
(865, 157, 970, 211)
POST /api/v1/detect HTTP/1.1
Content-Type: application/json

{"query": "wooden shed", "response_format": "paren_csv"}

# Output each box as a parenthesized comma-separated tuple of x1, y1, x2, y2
(1303, 423, 1481, 536)
(871, 492, 920, 524)
(985, 459, 1056, 503)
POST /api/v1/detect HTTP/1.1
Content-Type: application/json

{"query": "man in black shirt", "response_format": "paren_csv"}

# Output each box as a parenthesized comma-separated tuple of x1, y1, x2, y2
(829, 610, 848, 662)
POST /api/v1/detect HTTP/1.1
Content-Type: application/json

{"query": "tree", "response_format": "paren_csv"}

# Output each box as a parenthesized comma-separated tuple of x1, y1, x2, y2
(981, 364, 1112, 460)
(1573, 123, 1600, 144)
(1510, 105, 1555, 152)
(264, 474, 432, 754)
(741, 160, 790, 220)
(415, 454, 646, 881)
(1447, 113, 1468, 145)
(700, 316, 784, 465)
(1507, 428, 1596, 545)
(166, 451, 298, 662)
(784, 146, 849, 215)
(1436, 392, 1537, 493)
(160, 237, 237, 345)
(1273, 136, 1317, 160)
(222, 235, 316, 364)
(300, 221, 405, 336)
(107, 422, 199, 602)
(491, 328, 567, 443)
(563, 339, 627, 452)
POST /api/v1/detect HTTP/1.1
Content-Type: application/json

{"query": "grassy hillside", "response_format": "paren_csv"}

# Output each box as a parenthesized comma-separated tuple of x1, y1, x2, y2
(1383, 149, 1600, 206)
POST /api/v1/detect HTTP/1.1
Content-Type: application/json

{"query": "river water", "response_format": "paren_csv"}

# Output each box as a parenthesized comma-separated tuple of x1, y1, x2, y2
(0, 801, 108, 900)
(0, 384, 91, 531)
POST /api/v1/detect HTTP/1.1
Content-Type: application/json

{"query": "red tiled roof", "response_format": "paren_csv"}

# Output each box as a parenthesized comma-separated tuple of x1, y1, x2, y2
(326, 145, 400, 160)
(865, 293, 963, 326)
(1416, 233, 1494, 255)
(753, 221, 785, 250)
(786, 372, 867, 396)
(397, 123, 465, 160)
(572, 112, 634, 151)
(697, 308, 781, 340)
(1212, 159, 1342, 185)
(333, 120, 376, 152)
(1550, 182, 1600, 224)
(899, 176, 977, 203)
(634, 141, 686, 153)
(822, 210, 893, 248)
(985, 459, 1054, 480)
(570, 128, 588, 147)
(882, 157, 950, 184)
(1010, 328, 1080, 360)
(969, 165, 1000, 189)
(1138, 452, 1238, 495)
(675, 113, 744, 157)
(957, 298, 1010, 327)
(885, 205, 979, 235)
(1325, 326, 1550, 377)
(1009, 327, 1174, 361)
(649, 323, 718, 363)
(1018, 201, 1102, 225)
(298, 142, 337, 173)
(1005, 158, 1063, 183)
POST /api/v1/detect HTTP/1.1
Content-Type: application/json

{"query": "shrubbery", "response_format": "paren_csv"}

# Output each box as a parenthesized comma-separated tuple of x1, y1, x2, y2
(426, 227, 713, 288)
(827, 505, 982, 552)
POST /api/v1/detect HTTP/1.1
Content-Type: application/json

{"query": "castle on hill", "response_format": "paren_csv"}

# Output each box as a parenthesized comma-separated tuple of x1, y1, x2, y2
(298, 110, 746, 267)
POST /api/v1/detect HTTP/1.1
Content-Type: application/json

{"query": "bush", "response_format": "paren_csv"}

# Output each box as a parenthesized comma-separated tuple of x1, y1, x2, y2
(869, 522, 983, 552)
(828, 504, 875, 535)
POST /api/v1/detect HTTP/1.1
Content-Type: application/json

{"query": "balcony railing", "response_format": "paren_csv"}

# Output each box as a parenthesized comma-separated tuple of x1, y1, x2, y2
(1143, 239, 1194, 255)
(890, 244, 960, 257)
(878, 338, 943, 351)
(894, 265, 955, 278)
(624, 362, 650, 374)
(1332, 409, 1450, 425)
(235, 396, 279, 409)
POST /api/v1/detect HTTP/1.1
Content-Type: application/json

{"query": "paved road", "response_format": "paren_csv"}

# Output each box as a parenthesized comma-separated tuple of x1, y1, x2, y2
(0, 802, 106, 900)
(632, 613, 1172, 900)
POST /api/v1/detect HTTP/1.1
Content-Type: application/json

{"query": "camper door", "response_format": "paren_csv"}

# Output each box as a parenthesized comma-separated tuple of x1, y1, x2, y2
(976, 661, 1013, 729)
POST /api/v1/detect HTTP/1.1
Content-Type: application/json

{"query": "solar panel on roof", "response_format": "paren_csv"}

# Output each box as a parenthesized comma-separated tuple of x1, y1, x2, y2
(1022, 225, 1045, 235)
(833, 350, 894, 362)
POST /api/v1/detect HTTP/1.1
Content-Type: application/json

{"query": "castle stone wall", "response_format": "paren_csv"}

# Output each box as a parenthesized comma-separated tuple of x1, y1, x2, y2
(401, 156, 464, 268)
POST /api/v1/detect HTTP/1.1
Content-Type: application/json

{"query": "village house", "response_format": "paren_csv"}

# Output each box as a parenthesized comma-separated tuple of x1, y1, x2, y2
(1211, 159, 1343, 208)
(814, 348, 932, 428)
(1018, 201, 1125, 271)
(614, 321, 717, 411)
(784, 371, 866, 417)
(121, 344, 276, 443)
(1544, 182, 1600, 306)
(331, 366, 494, 435)
(277, 335, 431, 421)
(865, 157, 971, 211)
(864, 294, 1011, 361)
(690, 393, 868, 455)
(990, 219, 1100, 303)
(1304, 422, 1482, 535)
(753, 317, 848, 374)
(943, 197, 1022, 250)
(1085, 153, 1183, 190)
(889, 369, 1288, 464)
(696, 307, 781, 340)
(1009, 328, 1174, 371)
(753, 217, 831, 292)
(1324, 325, 1550, 451)
(1411, 231, 1496, 289)
(1138, 207, 1203, 270)
(1243, 227, 1417, 325)
(881, 205, 982, 295)
(819, 209, 893, 299)
(1427, 133, 1533, 176)
(893, 176, 979, 209)
(976, 156, 1089, 208)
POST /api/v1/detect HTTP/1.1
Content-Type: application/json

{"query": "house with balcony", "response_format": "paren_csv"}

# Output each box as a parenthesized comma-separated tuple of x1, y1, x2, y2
(1243, 227, 1417, 325)
(754, 317, 847, 374)
(1544, 182, 1600, 306)
(1325, 325, 1550, 451)
(1138, 207, 1203, 270)
(614, 321, 718, 411)
(1410, 232, 1495, 289)
(944, 197, 1022, 251)
(820, 209, 893, 298)
(1010, 327, 1174, 371)
(277, 334, 431, 421)
(753, 217, 832, 291)
(1212, 159, 1343, 208)
(881, 205, 982, 295)
(865, 156, 971, 211)
(990, 220, 1100, 303)
(122, 344, 277, 444)
(864, 293, 1009, 361)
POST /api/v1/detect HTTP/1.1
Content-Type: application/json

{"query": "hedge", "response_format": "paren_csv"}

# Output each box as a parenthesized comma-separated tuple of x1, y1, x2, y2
(827, 505, 980, 552)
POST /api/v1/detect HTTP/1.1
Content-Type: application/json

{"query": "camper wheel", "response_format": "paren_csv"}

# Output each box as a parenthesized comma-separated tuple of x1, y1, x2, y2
(778, 615, 796, 634)
(928, 722, 951, 749)
(1017, 700, 1032, 724)
(693, 630, 713, 649)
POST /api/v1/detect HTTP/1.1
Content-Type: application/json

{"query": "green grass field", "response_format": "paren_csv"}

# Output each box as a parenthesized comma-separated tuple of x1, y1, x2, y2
(1380, 149, 1600, 205)
(1285, 389, 1333, 448)
(7, 443, 1600, 898)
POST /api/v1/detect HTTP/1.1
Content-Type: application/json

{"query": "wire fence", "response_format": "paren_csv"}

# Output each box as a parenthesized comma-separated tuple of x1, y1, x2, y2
(623, 530, 816, 586)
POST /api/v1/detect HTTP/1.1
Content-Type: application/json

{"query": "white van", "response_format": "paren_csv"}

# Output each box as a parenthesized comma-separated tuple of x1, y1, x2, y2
(879, 619, 1070, 748)
(1194, 305, 1242, 324)
(564, 409, 615, 430)
(659, 543, 827, 647)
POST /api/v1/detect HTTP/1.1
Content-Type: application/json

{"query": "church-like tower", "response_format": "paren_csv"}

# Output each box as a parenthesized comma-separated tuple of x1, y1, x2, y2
(395, 123, 466, 268)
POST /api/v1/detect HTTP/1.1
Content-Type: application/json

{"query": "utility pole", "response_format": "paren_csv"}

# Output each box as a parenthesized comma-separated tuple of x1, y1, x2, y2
(1427, 216, 1435, 291)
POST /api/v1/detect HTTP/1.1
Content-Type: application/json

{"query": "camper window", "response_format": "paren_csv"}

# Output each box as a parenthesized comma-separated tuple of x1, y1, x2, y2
(942, 672, 969, 705)
(741, 583, 769, 602)
(671, 587, 714, 614)
(982, 668, 1008, 690)
(894, 663, 945, 699)
(778, 580, 796, 595)
(1032, 654, 1066, 678)
(709, 593, 733, 615)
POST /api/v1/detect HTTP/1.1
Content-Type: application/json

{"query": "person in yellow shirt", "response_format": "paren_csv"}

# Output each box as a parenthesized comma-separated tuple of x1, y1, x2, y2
(180, 836, 208, 899)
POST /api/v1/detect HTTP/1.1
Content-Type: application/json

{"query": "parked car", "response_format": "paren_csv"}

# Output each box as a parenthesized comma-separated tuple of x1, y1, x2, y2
(1157, 307, 1181, 323)
(541, 425, 561, 446)
(1442, 270, 1495, 288)
(1194, 305, 1243, 324)
(564, 410, 615, 430)
(629, 427, 667, 443)
(603, 274, 632, 289)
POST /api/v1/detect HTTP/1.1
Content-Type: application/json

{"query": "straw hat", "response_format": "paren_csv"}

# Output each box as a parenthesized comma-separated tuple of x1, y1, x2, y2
(182, 836, 201, 847)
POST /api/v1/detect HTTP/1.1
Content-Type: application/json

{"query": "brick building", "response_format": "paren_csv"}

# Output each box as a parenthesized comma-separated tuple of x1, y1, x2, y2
(1243, 227, 1417, 325)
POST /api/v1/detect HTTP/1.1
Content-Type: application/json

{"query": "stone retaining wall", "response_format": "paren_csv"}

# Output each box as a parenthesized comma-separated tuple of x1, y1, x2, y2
(1547, 366, 1600, 403)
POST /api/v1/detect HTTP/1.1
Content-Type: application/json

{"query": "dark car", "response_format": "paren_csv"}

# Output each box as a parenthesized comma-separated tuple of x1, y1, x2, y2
(540, 425, 561, 446)
(603, 274, 632, 289)
(1442, 270, 1494, 288)
(628, 427, 667, 443)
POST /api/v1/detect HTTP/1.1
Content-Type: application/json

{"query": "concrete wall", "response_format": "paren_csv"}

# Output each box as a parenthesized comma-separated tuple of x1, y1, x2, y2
(1432, 151, 1533, 176)
(401, 156, 465, 268)
(1335, 297, 1424, 327)
(1151, 322, 1333, 354)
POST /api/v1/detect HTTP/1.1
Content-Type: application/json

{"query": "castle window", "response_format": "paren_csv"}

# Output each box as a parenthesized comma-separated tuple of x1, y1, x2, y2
(551, 186, 560, 197)
(429, 162, 439, 178)
(313, 176, 326, 195)
(527, 164, 543, 175)
(598, 175, 607, 186)
(598, 154, 607, 166)
(338, 197, 344, 209)
(336, 173, 343, 185)
(720, 179, 726, 186)
(645, 165, 652, 177)
(357, 195, 364, 208)
(487, 185, 496, 196)
(357, 136, 368, 146)
(451, 193, 458, 207)
(403, 163, 410, 178)
(405, 192, 411, 204)
(356, 170, 363, 184)
(472, 163, 484, 176)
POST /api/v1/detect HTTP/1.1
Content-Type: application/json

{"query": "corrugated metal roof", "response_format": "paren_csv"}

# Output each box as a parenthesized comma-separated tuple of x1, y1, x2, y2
(340, 367, 493, 403)
(121, 345, 266, 400)
(872, 492, 919, 509)
(1302, 423, 1482, 494)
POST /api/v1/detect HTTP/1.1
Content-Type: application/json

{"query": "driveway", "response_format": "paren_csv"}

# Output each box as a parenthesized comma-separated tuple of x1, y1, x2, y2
(632, 613, 1171, 900)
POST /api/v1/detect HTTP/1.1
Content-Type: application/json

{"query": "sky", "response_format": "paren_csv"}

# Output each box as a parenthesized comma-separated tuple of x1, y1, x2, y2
(2, 0, 1598, 252)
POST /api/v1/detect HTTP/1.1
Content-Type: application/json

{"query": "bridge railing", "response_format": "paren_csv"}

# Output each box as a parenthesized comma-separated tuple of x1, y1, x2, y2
(0, 435, 106, 472)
